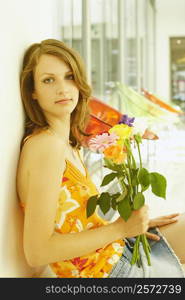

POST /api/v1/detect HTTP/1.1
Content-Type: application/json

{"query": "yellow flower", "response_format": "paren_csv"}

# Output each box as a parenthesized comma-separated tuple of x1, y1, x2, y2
(109, 124, 132, 146)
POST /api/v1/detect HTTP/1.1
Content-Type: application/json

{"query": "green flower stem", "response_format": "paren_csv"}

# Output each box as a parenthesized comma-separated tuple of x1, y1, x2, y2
(124, 140, 132, 171)
(126, 139, 138, 196)
(135, 140, 142, 169)
(137, 246, 141, 268)
(130, 151, 137, 170)
(118, 177, 123, 191)
(130, 234, 151, 267)
(141, 234, 151, 266)
(118, 177, 125, 192)
(131, 235, 140, 265)
(128, 152, 138, 198)
(118, 177, 129, 202)
(122, 163, 133, 199)
(122, 163, 130, 185)
(118, 137, 151, 267)
(144, 234, 151, 253)
(127, 154, 132, 172)
(127, 155, 134, 188)
(130, 151, 138, 194)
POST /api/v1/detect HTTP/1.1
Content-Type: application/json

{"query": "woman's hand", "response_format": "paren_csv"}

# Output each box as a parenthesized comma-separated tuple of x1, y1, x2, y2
(115, 205, 149, 239)
(146, 213, 180, 241)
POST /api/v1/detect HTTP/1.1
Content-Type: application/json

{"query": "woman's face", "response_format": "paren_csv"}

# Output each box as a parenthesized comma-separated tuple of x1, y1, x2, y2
(32, 54, 79, 118)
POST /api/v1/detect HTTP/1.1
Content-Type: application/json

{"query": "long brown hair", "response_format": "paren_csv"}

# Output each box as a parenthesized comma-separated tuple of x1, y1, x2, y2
(20, 39, 92, 150)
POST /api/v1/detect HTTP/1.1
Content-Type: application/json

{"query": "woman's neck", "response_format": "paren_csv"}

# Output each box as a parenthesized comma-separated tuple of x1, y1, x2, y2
(46, 115, 71, 145)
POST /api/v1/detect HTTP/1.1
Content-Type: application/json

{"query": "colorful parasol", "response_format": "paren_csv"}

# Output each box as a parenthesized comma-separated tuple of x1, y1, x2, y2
(80, 97, 158, 148)
(142, 88, 184, 115)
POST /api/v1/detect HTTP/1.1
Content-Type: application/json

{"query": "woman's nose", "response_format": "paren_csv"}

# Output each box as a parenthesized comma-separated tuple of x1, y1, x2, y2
(56, 79, 69, 95)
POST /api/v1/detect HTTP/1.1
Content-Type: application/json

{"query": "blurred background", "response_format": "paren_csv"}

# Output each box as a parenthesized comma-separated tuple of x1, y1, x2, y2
(56, 0, 185, 219)
(0, 0, 185, 276)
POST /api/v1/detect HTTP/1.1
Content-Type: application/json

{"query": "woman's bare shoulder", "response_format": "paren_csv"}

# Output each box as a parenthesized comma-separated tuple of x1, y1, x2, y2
(17, 131, 66, 206)
(23, 131, 65, 154)
(20, 131, 66, 170)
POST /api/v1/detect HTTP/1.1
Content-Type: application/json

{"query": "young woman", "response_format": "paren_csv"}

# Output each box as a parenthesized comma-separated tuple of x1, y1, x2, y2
(16, 39, 185, 278)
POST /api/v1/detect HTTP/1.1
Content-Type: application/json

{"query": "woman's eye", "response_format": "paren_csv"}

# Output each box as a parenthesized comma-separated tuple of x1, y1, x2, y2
(66, 74, 74, 80)
(42, 77, 54, 84)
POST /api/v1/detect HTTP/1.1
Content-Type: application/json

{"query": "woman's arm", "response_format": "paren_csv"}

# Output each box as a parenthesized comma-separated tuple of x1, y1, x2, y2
(23, 134, 149, 268)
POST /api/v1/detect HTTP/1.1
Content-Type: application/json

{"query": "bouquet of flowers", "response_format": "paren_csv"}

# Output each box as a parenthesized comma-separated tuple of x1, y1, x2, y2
(86, 114, 167, 266)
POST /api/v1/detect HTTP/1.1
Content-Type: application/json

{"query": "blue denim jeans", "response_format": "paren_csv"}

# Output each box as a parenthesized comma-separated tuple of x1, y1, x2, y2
(109, 228, 185, 278)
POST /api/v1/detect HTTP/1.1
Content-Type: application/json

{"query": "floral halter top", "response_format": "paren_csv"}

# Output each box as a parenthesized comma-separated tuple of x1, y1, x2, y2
(20, 130, 125, 278)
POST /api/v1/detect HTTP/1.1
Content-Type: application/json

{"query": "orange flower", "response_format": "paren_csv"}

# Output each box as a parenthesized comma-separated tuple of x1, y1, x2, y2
(103, 145, 127, 164)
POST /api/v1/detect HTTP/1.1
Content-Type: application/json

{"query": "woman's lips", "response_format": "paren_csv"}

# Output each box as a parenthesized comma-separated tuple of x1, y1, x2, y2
(55, 99, 71, 104)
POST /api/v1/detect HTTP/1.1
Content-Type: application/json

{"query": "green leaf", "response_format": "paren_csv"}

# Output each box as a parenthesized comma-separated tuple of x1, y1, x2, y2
(117, 172, 126, 179)
(149, 172, 167, 199)
(141, 184, 150, 192)
(111, 192, 121, 200)
(98, 192, 111, 214)
(118, 196, 132, 222)
(86, 195, 98, 218)
(103, 158, 121, 172)
(133, 192, 145, 210)
(111, 198, 117, 210)
(138, 168, 150, 187)
(104, 157, 114, 168)
(101, 172, 118, 187)
(111, 193, 121, 210)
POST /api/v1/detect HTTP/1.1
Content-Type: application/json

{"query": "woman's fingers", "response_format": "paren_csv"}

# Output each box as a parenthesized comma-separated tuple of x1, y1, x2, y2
(159, 218, 179, 226)
(159, 213, 180, 219)
(149, 215, 180, 228)
(146, 213, 181, 241)
(145, 232, 160, 241)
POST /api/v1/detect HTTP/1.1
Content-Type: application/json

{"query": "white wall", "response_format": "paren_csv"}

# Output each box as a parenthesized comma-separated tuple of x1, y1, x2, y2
(155, 0, 185, 101)
(0, 0, 61, 277)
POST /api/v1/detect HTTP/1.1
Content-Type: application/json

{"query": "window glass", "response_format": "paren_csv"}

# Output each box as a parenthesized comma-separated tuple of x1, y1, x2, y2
(124, 0, 137, 90)
(90, 0, 118, 99)
(170, 37, 185, 111)
(61, 0, 82, 54)
(59, 0, 155, 98)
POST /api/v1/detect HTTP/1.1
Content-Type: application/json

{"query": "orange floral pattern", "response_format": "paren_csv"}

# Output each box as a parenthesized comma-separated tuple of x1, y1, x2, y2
(20, 145, 125, 278)
(49, 156, 125, 278)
